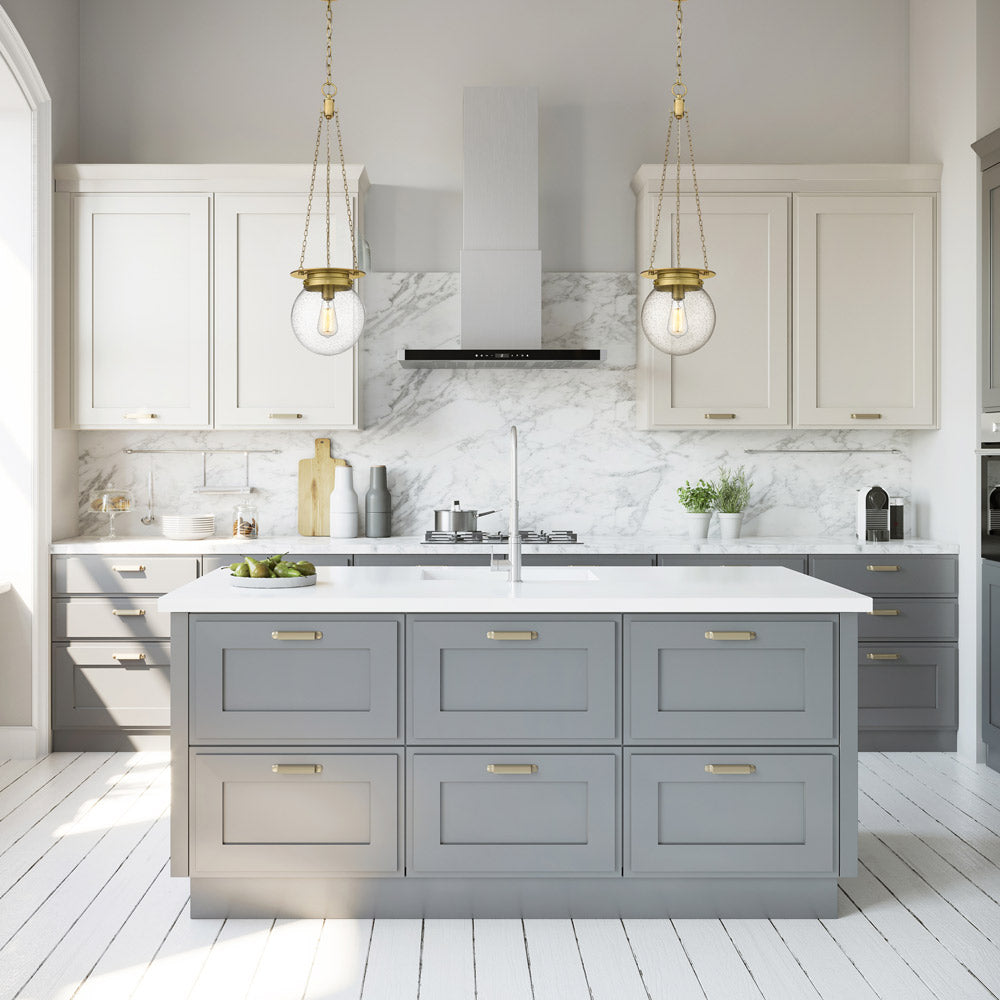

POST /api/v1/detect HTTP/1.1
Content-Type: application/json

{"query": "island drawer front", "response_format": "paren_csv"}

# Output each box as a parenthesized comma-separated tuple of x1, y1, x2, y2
(409, 751, 619, 876)
(657, 555, 808, 573)
(859, 600, 958, 642)
(53, 643, 170, 729)
(627, 619, 836, 742)
(408, 618, 618, 743)
(859, 644, 958, 729)
(191, 751, 401, 876)
(627, 752, 837, 876)
(53, 555, 199, 595)
(53, 598, 170, 640)
(808, 555, 958, 597)
(190, 618, 401, 743)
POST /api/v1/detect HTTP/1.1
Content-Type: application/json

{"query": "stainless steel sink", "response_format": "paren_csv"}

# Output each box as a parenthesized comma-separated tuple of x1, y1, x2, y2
(418, 566, 600, 582)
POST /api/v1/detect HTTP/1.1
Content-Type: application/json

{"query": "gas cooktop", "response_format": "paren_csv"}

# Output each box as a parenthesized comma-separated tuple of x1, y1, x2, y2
(423, 530, 579, 545)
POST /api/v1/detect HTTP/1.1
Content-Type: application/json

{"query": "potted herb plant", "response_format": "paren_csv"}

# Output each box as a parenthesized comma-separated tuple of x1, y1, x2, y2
(714, 465, 753, 540)
(677, 478, 717, 539)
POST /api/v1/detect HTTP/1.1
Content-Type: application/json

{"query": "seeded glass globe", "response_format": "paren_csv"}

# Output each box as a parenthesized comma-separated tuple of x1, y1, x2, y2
(290, 286, 366, 356)
(641, 287, 716, 356)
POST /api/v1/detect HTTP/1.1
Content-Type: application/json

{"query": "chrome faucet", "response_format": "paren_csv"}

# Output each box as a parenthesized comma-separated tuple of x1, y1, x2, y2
(491, 426, 522, 582)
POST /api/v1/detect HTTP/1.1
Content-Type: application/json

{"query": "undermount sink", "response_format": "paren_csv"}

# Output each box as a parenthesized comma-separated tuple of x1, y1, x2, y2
(418, 566, 600, 582)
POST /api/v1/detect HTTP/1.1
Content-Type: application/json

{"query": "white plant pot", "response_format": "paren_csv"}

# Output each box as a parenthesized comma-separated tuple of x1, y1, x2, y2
(718, 512, 744, 541)
(685, 512, 712, 539)
(329, 466, 359, 539)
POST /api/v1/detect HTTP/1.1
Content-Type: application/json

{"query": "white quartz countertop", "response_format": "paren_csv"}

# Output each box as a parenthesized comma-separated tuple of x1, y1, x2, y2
(158, 565, 874, 615)
(52, 534, 960, 556)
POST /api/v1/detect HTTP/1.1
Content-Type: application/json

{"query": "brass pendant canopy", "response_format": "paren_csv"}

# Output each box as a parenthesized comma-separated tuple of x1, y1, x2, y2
(641, 0, 717, 356)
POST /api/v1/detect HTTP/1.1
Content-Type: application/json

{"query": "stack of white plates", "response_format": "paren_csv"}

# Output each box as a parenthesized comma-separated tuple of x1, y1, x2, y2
(162, 514, 215, 540)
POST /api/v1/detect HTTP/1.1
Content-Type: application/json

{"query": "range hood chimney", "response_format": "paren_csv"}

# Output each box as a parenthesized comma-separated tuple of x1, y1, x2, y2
(398, 87, 605, 369)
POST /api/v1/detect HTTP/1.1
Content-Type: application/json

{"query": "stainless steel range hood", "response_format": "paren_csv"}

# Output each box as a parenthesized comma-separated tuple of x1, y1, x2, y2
(398, 87, 605, 369)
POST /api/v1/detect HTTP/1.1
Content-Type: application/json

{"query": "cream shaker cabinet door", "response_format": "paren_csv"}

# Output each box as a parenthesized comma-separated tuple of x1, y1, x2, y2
(213, 194, 359, 429)
(793, 194, 936, 428)
(981, 160, 1000, 411)
(71, 194, 211, 428)
(636, 195, 790, 429)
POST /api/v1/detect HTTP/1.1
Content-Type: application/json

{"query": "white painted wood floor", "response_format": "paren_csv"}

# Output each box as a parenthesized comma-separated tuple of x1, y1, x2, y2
(0, 752, 999, 1000)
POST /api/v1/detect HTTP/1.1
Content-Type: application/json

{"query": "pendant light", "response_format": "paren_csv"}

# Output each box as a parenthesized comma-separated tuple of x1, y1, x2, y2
(290, 0, 365, 356)
(641, 0, 716, 356)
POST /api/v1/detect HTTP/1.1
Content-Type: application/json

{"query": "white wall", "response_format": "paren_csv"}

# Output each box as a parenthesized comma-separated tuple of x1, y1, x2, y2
(909, 0, 980, 759)
(77, 0, 910, 271)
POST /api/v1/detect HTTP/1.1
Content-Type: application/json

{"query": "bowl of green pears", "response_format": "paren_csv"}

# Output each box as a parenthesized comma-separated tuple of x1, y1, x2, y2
(227, 555, 318, 589)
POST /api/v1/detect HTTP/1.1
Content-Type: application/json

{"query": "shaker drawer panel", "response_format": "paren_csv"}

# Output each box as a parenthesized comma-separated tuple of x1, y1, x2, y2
(409, 617, 618, 743)
(190, 617, 401, 742)
(409, 751, 619, 875)
(53, 598, 170, 640)
(860, 600, 958, 642)
(628, 752, 837, 875)
(53, 642, 170, 728)
(191, 751, 401, 876)
(859, 644, 958, 729)
(809, 555, 957, 597)
(53, 555, 199, 595)
(627, 619, 836, 742)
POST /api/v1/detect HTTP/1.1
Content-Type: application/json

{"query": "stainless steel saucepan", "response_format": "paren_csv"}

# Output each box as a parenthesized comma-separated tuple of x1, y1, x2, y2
(434, 500, 497, 533)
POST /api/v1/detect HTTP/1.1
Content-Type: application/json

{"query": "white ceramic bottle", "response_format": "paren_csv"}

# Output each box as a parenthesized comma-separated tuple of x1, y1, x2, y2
(329, 465, 359, 538)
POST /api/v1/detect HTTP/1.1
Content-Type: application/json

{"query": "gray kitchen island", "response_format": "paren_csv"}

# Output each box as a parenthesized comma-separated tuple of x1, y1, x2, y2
(160, 564, 871, 918)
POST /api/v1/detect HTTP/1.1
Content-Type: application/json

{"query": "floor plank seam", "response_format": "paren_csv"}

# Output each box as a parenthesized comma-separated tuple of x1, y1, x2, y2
(618, 918, 654, 1000)
(568, 919, 596, 1000)
(768, 919, 829, 1000)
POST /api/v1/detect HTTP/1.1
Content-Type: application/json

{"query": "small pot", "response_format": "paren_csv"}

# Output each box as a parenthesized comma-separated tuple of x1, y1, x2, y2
(718, 511, 744, 541)
(685, 511, 712, 539)
(434, 501, 498, 533)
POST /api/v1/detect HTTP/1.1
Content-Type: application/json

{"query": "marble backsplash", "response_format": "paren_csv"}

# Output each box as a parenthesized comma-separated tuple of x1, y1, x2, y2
(77, 272, 912, 540)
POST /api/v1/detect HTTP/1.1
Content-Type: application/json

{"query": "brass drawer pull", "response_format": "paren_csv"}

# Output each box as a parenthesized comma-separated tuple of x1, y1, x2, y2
(272, 763, 323, 775)
(123, 412, 157, 420)
(486, 630, 539, 641)
(486, 764, 539, 775)
(851, 413, 882, 419)
(704, 630, 757, 641)
(268, 413, 304, 419)
(705, 764, 756, 775)
(111, 564, 146, 573)
(868, 609, 900, 616)
(271, 630, 323, 640)
(704, 413, 736, 420)
(111, 609, 146, 617)
(112, 652, 147, 662)
(866, 565, 899, 572)
(867, 653, 901, 661)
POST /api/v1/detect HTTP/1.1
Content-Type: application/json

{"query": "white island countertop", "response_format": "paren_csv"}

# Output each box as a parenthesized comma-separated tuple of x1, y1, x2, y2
(158, 564, 874, 615)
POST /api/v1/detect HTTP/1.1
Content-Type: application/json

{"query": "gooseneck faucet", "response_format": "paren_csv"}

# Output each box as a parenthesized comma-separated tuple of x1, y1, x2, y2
(509, 426, 522, 583)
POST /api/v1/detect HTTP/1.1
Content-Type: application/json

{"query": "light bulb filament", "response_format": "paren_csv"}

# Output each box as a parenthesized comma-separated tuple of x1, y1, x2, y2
(669, 298, 688, 337)
(319, 298, 338, 337)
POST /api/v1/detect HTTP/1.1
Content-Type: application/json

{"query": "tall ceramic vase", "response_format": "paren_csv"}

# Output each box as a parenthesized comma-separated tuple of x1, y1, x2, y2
(329, 465, 359, 538)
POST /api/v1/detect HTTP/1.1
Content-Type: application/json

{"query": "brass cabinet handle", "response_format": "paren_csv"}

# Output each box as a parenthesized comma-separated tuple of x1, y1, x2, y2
(486, 631, 539, 641)
(268, 413, 303, 419)
(112, 652, 146, 662)
(123, 412, 157, 420)
(271, 630, 323, 640)
(704, 413, 736, 420)
(868, 609, 900, 616)
(866, 653, 901, 660)
(705, 764, 756, 775)
(486, 764, 539, 775)
(111, 609, 146, 617)
(851, 413, 882, 419)
(704, 630, 757, 641)
(272, 763, 323, 774)
(866, 565, 899, 572)
(112, 564, 145, 573)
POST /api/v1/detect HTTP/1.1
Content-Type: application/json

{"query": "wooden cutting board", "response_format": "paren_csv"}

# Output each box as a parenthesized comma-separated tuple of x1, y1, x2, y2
(298, 438, 348, 536)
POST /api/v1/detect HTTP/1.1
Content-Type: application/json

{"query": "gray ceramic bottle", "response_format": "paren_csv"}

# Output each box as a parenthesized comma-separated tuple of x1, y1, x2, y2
(365, 466, 392, 537)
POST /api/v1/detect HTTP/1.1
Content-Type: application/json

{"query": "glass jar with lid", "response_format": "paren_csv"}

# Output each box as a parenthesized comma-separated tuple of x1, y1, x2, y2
(232, 501, 259, 539)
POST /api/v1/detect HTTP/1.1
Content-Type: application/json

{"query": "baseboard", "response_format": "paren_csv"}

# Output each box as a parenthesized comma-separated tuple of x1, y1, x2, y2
(0, 727, 42, 758)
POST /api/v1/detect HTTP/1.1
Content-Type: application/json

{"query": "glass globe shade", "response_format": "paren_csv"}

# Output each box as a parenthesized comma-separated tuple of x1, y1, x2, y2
(290, 286, 366, 356)
(641, 287, 716, 356)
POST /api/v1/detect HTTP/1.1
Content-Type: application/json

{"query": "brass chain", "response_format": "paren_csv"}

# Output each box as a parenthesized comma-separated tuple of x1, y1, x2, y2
(325, 116, 332, 267)
(685, 111, 709, 270)
(298, 112, 324, 271)
(333, 107, 358, 270)
(673, 0, 685, 97)
(648, 111, 674, 271)
(675, 102, 682, 267)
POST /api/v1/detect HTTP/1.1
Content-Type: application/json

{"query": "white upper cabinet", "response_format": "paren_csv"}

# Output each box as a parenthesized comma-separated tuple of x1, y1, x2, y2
(793, 194, 935, 429)
(214, 194, 359, 429)
(636, 193, 790, 429)
(69, 193, 211, 429)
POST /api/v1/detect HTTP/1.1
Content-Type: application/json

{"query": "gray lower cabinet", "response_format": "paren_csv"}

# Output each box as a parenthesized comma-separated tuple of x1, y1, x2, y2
(191, 751, 402, 876)
(190, 616, 402, 744)
(658, 554, 808, 573)
(627, 751, 837, 875)
(408, 616, 618, 743)
(810, 555, 958, 598)
(859, 644, 958, 737)
(408, 750, 620, 876)
(53, 597, 171, 641)
(984, 560, 1000, 771)
(627, 617, 836, 743)
(53, 555, 200, 595)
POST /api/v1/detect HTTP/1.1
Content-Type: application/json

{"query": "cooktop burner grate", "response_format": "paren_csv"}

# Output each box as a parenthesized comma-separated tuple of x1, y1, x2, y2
(422, 530, 579, 544)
